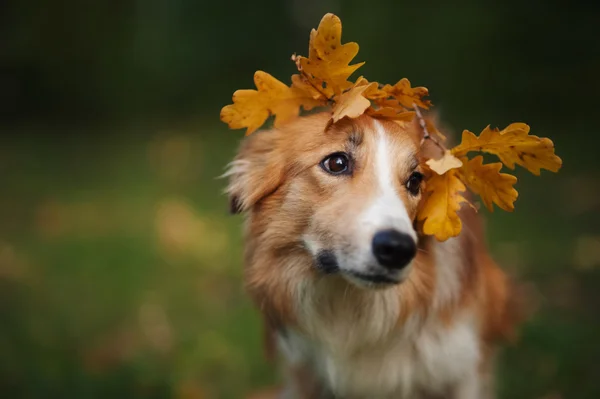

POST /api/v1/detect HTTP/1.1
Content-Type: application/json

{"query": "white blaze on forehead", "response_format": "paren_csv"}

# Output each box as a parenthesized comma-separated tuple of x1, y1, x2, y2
(360, 120, 416, 240)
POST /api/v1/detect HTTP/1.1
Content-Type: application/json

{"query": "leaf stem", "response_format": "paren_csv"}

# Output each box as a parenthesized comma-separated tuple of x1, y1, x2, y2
(413, 102, 445, 152)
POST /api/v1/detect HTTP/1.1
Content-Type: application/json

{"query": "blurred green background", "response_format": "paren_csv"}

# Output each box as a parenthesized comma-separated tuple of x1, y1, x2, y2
(1, 0, 599, 398)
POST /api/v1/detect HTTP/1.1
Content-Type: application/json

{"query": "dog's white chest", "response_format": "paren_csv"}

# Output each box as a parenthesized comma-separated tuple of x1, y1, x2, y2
(280, 315, 481, 398)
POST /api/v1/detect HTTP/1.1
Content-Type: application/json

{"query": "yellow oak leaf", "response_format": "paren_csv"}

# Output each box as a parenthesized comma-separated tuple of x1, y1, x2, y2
(290, 74, 325, 100)
(451, 123, 562, 175)
(220, 71, 323, 135)
(351, 76, 420, 123)
(366, 107, 415, 122)
(418, 169, 467, 241)
(381, 78, 431, 109)
(426, 151, 463, 175)
(355, 76, 388, 100)
(296, 13, 364, 97)
(459, 156, 518, 212)
(331, 84, 374, 123)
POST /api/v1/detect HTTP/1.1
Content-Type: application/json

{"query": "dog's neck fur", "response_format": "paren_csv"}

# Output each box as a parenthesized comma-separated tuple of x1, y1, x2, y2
(260, 236, 486, 399)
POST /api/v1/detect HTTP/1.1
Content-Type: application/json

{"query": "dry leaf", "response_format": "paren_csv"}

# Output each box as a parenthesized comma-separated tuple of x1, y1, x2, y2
(220, 71, 323, 135)
(355, 76, 389, 100)
(360, 77, 427, 120)
(220, 12, 562, 242)
(291, 74, 324, 100)
(426, 151, 463, 175)
(459, 156, 518, 212)
(296, 13, 364, 96)
(418, 170, 467, 241)
(451, 123, 562, 175)
(366, 107, 415, 122)
(331, 84, 373, 122)
(381, 78, 431, 109)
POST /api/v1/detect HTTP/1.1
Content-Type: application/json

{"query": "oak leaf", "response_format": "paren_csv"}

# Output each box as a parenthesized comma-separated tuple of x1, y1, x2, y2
(381, 78, 431, 109)
(366, 107, 415, 122)
(220, 71, 323, 135)
(296, 13, 364, 97)
(355, 76, 389, 100)
(418, 170, 467, 241)
(291, 74, 324, 100)
(361, 78, 415, 121)
(426, 151, 463, 175)
(459, 156, 518, 212)
(331, 84, 373, 123)
(451, 123, 562, 175)
(220, 12, 562, 243)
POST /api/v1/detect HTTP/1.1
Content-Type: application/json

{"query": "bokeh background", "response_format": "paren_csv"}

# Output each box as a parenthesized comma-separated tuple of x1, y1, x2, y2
(1, 0, 599, 398)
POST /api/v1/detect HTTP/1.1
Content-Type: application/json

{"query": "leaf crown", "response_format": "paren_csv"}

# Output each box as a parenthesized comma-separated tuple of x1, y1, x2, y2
(220, 13, 562, 241)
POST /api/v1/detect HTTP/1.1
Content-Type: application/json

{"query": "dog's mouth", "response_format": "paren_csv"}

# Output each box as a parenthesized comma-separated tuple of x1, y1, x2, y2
(315, 250, 403, 288)
(345, 270, 401, 285)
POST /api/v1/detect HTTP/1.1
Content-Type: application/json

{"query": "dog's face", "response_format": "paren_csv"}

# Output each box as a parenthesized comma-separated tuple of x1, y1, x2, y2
(227, 113, 425, 289)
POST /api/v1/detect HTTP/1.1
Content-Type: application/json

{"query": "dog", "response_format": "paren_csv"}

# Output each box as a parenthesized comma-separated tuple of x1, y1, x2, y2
(225, 112, 522, 399)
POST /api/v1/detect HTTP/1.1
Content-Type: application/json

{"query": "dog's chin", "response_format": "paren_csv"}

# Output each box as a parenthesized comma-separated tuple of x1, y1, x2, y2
(314, 250, 410, 290)
(341, 269, 405, 290)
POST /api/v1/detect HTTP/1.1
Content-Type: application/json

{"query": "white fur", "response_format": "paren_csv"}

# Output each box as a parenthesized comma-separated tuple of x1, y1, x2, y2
(283, 230, 483, 398)
(281, 270, 481, 398)
(326, 121, 418, 280)
(359, 120, 416, 241)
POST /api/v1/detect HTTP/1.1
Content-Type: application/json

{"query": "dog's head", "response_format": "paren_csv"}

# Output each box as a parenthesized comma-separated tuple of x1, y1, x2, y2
(226, 112, 430, 290)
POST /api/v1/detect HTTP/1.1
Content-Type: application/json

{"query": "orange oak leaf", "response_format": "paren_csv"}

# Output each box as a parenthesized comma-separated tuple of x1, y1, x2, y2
(426, 151, 463, 175)
(220, 71, 323, 135)
(355, 76, 389, 100)
(331, 84, 373, 123)
(366, 107, 415, 122)
(459, 156, 518, 212)
(295, 13, 364, 97)
(381, 78, 431, 109)
(418, 169, 467, 241)
(290, 74, 325, 100)
(451, 123, 562, 175)
(374, 100, 412, 115)
(219, 12, 562, 243)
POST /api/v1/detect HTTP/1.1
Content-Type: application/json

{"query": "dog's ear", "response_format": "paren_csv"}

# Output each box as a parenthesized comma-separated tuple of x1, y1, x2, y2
(224, 128, 285, 214)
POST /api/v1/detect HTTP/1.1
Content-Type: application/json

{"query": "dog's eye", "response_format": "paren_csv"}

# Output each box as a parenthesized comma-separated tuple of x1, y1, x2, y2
(406, 171, 423, 196)
(320, 152, 350, 175)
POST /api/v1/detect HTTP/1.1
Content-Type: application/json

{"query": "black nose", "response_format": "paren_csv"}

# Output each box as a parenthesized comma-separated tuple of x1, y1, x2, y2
(372, 230, 417, 269)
